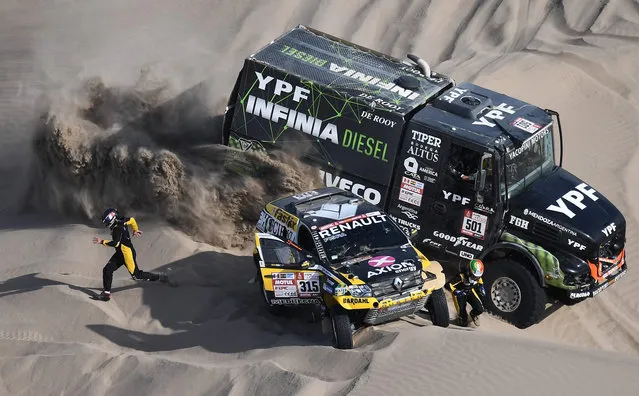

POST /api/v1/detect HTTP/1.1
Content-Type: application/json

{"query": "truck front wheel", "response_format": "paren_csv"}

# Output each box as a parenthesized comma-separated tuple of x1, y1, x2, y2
(482, 258, 546, 329)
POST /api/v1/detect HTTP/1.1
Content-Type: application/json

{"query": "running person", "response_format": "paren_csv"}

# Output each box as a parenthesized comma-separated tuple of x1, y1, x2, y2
(92, 208, 164, 301)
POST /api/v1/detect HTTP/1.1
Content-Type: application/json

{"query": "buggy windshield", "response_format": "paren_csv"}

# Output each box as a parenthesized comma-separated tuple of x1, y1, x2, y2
(315, 212, 407, 263)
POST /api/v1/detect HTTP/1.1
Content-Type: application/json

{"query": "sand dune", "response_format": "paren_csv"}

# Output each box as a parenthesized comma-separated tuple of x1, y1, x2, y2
(1, 0, 639, 395)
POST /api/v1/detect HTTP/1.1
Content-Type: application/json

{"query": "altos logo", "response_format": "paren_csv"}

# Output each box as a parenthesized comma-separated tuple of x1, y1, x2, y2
(320, 170, 381, 205)
(443, 190, 470, 206)
(546, 183, 599, 219)
(433, 231, 484, 252)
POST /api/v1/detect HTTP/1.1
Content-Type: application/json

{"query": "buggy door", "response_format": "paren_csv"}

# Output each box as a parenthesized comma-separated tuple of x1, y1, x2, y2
(254, 233, 323, 303)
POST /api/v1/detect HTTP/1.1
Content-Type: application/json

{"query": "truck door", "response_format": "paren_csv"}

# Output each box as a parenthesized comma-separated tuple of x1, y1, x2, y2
(430, 141, 502, 260)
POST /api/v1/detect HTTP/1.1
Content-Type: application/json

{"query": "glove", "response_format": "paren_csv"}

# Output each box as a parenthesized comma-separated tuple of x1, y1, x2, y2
(453, 289, 465, 298)
(477, 284, 486, 297)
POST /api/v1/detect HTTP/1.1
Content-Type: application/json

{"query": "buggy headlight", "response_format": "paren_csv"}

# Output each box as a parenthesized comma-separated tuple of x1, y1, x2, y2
(348, 285, 372, 298)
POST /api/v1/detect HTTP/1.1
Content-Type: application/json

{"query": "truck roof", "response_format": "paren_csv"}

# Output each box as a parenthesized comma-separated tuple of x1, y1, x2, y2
(411, 82, 553, 152)
(250, 25, 453, 116)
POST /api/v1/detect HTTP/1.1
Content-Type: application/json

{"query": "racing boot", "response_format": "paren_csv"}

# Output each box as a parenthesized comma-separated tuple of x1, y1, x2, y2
(95, 291, 111, 301)
(457, 315, 469, 327)
(470, 312, 481, 327)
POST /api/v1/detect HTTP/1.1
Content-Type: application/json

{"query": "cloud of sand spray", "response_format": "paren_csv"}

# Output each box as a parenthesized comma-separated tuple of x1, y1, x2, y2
(24, 71, 323, 249)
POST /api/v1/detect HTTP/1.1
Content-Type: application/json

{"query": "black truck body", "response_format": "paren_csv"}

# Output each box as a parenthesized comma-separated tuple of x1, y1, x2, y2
(222, 25, 627, 328)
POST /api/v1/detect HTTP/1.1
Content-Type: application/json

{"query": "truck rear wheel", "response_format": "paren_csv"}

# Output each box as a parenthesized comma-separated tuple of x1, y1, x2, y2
(331, 307, 354, 349)
(426, 288, 450, 327)
(483, 258, 545, 329)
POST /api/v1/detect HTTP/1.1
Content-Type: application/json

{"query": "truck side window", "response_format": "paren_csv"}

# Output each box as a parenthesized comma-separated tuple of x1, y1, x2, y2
(448, 144, 481, 185)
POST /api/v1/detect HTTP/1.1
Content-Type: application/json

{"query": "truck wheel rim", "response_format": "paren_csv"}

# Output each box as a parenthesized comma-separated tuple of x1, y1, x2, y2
(490, 277, 521, 313)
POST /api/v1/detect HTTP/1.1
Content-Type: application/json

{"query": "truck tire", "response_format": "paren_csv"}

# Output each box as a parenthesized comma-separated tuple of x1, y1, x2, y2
(257, 269, 286, 316)
(482, 258, 545, 329)
(331, 306, 354, 349)
(426, 288, 450, 327)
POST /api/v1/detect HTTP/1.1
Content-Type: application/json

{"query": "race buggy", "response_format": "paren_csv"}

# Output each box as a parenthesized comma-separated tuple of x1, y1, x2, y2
(252, 187, 449, 349)
(223, 25, 627, 329)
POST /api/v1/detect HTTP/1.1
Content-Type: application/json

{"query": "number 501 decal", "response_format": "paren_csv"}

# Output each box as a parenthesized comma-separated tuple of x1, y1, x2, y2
(461, 209, 488, 240)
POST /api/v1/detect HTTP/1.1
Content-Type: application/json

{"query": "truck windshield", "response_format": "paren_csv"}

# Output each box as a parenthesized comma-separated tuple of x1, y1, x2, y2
(315, 213, 408, 263)
(501, 124, 555, 198)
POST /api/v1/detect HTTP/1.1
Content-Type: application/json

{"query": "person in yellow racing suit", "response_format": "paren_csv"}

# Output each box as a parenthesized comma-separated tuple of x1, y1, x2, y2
(449, 259, 486, 327)
(92, 208, 165, 301)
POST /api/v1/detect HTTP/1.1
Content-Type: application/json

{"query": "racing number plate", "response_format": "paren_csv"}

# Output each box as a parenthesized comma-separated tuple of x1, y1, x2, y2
(296, 272, 321, 297)
(461, 209, 487, 240)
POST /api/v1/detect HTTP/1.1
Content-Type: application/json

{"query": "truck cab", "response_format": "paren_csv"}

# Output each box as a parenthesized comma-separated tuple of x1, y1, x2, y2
(222, 25, 627, 329)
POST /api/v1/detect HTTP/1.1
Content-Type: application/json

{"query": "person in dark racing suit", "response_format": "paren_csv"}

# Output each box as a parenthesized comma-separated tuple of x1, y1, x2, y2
(92, 208, 165, 301)
(449, 259, 486, 327)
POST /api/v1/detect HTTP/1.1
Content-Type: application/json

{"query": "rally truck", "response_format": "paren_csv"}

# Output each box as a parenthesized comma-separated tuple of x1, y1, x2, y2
(252, 186, 449, 349)
(223, 25, 627, 329)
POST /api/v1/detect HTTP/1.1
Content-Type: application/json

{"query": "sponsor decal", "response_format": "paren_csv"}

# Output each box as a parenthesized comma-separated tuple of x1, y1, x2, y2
(440, 87, 467, 104)
(433, 230, 484, 252)
(273, 272, 295, 279)
(270, 298, 321, 305)
(368, 256, 396, 268)
(360, 110, 398, 128)
(546, 182, 599, 219)
(343, 297, 369, 304)
(389, 214, 421, 231)
(257, 210, 297, 242)
(511, 117, 541, 134)
(472, 102, 516, 128)
(507, 125, 552, 160)
(323, 283, 334, 294)
(329, 62, 421, 101)
(422, 238, 443, 249)
(569, 291, 590, 299)
(272, 208, 299, 230)
(397, 203, 418, 216)
(237, 137, 266, 152)
(523, 208, 577, 236)
(474, 203, 495, 214)
(399, 176, 424, 207)
(508, 214, 529, 230)
(407, 130, 440, 163)
(442, 190, 470, 206)
(296, 272, 321, 297)
(248, 72, 389, 162)
(602, 222, 616, 237)
(319, 212, 384, 231)
(280, 45, 328, 67)
(459, 250, 474, 260)
(568, 239, 586, 251)
(320, 170, 382, 205)
(461, 209, 488, 240)
(367, 261, 417, 278)
(403, 156, 437, 183)
(340, 255, 372, 266)
(402, 210, 418, 220)
(592, 269, 626, 297)
(292, 190, 319, 200)
(311, 228, 327, 260)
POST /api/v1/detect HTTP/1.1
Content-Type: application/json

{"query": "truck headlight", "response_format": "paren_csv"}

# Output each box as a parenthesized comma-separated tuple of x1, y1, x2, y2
(348, 285, 372, 298)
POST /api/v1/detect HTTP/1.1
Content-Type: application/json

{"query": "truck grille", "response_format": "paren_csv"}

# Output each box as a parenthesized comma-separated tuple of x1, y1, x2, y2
(368, 271, 423, 297)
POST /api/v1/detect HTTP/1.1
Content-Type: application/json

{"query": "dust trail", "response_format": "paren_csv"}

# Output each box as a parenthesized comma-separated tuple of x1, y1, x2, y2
(24, 71, 322, 249)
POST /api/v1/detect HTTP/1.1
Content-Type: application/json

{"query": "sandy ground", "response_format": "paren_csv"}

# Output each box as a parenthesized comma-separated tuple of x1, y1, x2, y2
(1, 1, 639, 395)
